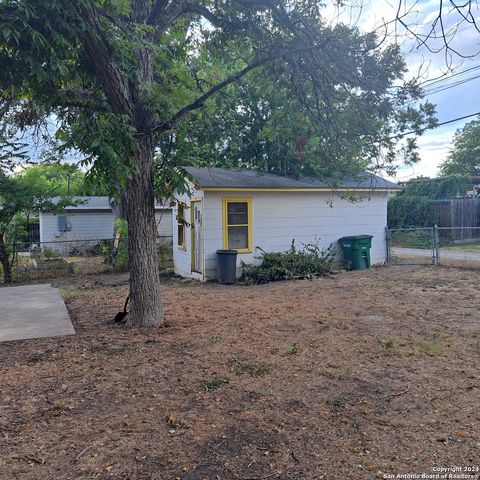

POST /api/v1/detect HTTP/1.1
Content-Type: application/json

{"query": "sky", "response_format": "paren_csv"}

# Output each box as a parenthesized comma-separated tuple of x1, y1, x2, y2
(324, 0, 480, 181)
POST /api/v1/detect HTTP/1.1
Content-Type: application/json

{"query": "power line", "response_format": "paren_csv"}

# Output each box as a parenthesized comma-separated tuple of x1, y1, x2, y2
(390, 63, 480, 91)
(401, 64, 480, 106)
(419, 63, 480, 89)
(423, 73, 480, 95)
(394, 110, 480, 139)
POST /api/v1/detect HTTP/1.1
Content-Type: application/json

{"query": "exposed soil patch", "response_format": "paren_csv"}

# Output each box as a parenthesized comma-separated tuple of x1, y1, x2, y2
(1, 266, 479, 479)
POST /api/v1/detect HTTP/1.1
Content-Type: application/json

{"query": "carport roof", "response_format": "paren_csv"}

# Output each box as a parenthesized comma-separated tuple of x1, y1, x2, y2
(185, 167, 402, 191)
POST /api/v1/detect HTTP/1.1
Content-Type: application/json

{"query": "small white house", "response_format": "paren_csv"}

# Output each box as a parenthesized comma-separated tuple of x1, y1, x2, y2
(173, 167, 401, 281)
(39, 196, 173, 248)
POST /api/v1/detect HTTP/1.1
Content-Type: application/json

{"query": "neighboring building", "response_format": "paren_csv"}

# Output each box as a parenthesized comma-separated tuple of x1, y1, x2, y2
(39, 196, 173, 248)
(173, 167, 402, 281)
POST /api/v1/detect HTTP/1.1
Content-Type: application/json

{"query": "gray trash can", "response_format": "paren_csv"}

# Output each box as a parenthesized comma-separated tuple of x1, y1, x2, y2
(216, 249, 237, 284)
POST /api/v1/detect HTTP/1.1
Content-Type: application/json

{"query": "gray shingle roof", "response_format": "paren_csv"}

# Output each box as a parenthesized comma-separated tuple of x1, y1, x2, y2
(185, 167, 402, 191)
(51, 196, 112, 210)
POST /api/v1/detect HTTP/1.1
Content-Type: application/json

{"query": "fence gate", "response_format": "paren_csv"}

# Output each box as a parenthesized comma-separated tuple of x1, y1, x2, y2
(387, 226, 480, 268)
(387, 227, 435, 265)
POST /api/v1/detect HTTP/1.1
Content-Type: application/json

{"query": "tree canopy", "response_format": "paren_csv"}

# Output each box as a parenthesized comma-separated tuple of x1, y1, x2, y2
(0, 169, 74, 283)
(401, 175, 470, 199)
(0, 1, 435, 183)
(441, 117, 480, 177)
(156, 34, 435, 182)
(16, 163, 101, 197)
(387, 175, 471, 229)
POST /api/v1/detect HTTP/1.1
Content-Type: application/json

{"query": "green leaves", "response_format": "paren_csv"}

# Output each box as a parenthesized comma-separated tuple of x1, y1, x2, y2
(0, 0, 437, 194)
(441, 118, 480, 176)
(387, 175, 471, 228)
(95, 0, 131, 17)
(154, 18, 436, 179)
(0, 168, 71, 231)
(387, 196, 432, 229)
(240, 240, 335, 284)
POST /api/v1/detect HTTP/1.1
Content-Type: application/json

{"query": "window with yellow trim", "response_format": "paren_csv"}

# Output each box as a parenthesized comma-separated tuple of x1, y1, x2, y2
(223, 198, 252, 252)
(177, 202, 186, 249)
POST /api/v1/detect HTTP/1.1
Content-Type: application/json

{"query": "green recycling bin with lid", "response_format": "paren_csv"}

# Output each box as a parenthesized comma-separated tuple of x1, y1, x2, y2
(338, 235, 373, 270)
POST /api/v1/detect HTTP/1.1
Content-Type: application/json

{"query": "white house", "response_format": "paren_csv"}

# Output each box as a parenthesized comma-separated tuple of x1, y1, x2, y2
(173, 167, 402, 281)
(39, 196, 173, 248)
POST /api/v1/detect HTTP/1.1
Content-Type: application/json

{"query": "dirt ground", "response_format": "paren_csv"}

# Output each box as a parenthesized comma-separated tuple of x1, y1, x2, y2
(1, 266, 479, 480)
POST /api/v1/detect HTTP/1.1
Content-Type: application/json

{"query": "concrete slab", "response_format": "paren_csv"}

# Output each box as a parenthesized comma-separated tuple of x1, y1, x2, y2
(0, 284, 75, 342)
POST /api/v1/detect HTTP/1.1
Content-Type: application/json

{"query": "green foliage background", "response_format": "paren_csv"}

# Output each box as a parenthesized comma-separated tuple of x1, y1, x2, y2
(387, 175, 471, 228)
(387, 196, 432, 229)
(441, 118, 480, 176)
(402, 176, 470, 199)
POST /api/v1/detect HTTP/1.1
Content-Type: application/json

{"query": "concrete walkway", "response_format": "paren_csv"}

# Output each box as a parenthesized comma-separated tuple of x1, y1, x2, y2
(0, 284, 75, 342)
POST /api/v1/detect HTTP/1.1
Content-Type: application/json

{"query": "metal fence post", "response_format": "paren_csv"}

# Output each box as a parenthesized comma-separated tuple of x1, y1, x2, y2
(385, 226, 390, 264)
(431, 227, 435, 265)
(433, 224, 440, 265)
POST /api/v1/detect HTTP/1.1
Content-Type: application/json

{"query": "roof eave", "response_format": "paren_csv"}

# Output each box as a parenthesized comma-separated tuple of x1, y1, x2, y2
(197, 186, 402, 192)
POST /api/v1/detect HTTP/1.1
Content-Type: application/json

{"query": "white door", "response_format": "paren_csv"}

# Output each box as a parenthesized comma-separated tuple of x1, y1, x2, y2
(191, 201, 203, 273)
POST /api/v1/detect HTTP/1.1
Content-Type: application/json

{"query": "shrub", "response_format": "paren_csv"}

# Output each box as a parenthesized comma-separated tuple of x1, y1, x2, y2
(240, 240, 335, 285)
(43, 247, 60, 259)
(387, 195, 431, 229)
(402, 175, 470, 199)
(101, 219, 129, 270)
(390, 229, 433, 248)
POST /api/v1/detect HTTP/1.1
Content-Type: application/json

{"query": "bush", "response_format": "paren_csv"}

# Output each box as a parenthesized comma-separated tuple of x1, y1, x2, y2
(387, 195, 431, 229)
(240, 240, 335, 285)
(101, 219, 129, 270)
(402, 175, 470, 199)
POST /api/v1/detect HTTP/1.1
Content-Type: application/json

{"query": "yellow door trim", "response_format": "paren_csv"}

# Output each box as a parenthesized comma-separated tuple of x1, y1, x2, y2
(190, 200, 202, 273)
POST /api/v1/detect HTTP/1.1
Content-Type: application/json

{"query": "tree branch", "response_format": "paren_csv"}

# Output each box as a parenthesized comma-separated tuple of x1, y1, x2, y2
(395, 0, 480, 65)
(148, 44, 325, 135)
(150, 60, 264, 134)
(73, 3, 134, 119)
(148, 0, 170, 25)
(148, 0, 189, 38)
(182, 3, 242, 31)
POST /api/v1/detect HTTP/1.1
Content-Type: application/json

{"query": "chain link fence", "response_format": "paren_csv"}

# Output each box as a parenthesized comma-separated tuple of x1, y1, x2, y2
(387, 226, 480, 268)
(5, 236, 173, 281)
(387, 227, 435, 265)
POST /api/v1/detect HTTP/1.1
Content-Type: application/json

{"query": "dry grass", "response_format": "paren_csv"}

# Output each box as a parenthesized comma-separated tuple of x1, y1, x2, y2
(0, 265, 479, 479)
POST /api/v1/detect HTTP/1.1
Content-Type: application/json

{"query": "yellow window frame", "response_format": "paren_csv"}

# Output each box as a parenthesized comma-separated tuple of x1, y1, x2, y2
(177, 201, 187, 250)
(222, 197, 252, 253)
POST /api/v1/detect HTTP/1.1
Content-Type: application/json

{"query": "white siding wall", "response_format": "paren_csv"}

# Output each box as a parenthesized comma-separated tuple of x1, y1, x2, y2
(39, 211, 116, 244)
(199, 190, 389, 280)
(172, 192, 204, 280)
(40, 208, 173, 246)
(155, 209, 173, 244)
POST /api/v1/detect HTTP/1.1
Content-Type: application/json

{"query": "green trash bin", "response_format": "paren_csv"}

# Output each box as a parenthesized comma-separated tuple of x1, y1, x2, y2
(339, 235, 373, 270)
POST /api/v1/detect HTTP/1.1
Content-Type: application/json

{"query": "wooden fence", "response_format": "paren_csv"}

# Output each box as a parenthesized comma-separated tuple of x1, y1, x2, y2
(431, 199, 480, 241)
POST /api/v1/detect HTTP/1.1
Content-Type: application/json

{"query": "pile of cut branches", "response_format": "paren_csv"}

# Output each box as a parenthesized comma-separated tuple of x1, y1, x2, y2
(240, 240, 335, 285)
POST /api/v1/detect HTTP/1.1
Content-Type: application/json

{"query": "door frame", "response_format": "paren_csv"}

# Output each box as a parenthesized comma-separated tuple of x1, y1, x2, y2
(190, 199, 203, 275)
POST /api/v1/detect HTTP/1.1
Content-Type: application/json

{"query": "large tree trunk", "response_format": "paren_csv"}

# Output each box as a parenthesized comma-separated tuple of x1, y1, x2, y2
(80, 3, 163, 326)
(125, 135, 164, 326)
(0, 234, 12, 284)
